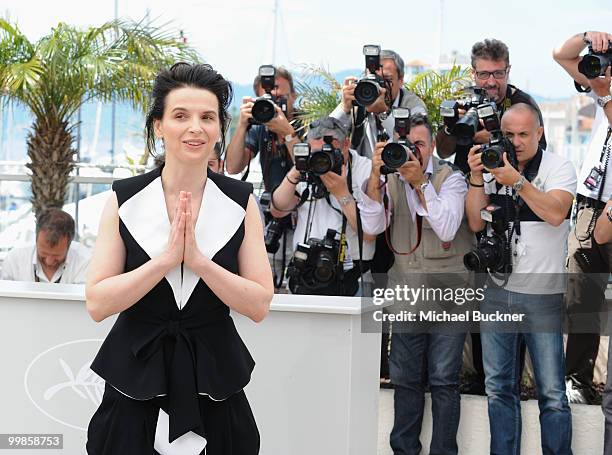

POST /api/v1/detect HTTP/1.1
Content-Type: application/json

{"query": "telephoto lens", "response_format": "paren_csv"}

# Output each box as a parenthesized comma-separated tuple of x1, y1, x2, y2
(453, 107, 480, 146)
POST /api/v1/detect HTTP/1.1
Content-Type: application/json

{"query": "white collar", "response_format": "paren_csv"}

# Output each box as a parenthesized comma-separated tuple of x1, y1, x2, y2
(31, 244, 68, 282)
(118, 174, 246, 309)
(393, 91, 401, 108)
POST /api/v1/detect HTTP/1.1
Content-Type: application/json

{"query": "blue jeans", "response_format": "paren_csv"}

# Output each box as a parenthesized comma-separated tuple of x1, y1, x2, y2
(480, 287, 572, 455)
(389, 331, 466, 455)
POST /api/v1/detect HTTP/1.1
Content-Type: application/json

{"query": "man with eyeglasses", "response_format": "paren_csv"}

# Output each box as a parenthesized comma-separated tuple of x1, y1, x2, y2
(436, 38, 547, 175)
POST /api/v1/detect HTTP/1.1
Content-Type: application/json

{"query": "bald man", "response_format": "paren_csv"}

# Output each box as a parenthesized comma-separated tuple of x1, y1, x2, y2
(466, 103, 577, 454)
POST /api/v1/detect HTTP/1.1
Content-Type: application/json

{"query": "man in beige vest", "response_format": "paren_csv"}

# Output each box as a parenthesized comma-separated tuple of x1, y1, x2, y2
(359, 114, 472, 455)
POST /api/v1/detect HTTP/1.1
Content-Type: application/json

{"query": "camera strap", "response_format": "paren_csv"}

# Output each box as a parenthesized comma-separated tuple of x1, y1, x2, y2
(581, 127, 612, 239)
(346, 153, 365, 293)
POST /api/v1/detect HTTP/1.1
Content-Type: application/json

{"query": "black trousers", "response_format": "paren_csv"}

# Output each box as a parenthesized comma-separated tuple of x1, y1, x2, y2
(87, 383, 260, 455)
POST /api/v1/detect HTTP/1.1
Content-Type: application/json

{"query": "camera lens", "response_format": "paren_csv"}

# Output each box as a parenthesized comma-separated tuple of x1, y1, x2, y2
(578, 54, 608, 79)
(309, 151, 332, 175)
(463, 252, 483, 272)
(313, 251, 335, 283)
(382, 143, 408, 170)
(453, 108, 480, 146)
(252, 98, 276, 123)
(354, 80, 380, 106)
(480, 144, 504, 169)
(264, 220, 284, 254)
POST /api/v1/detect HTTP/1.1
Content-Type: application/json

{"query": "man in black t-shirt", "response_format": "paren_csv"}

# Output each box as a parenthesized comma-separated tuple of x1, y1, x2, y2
(436, 38, 546, 174)
(226, 66, 302, 192)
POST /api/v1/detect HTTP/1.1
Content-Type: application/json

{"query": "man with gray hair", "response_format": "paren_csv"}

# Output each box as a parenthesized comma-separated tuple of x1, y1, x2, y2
(330, 48, 427, 159)
(271, 116, 376, 295)
(1, 208, 91, 284)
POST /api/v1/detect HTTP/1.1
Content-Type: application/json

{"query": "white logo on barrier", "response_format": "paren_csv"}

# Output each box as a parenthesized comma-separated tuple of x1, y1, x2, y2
(24, 339, 105, 431)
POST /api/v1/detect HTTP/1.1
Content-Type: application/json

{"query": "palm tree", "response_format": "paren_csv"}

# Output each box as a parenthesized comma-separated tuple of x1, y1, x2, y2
(0, 19, 200, 215)
(294, 64, 341, 128)
(405, 64, 472, 131)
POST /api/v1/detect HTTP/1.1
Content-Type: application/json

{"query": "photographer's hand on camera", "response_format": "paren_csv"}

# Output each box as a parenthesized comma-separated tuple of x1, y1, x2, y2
(238, 96, 255, 129)
(467, 144, 486, 181)
(474, 128, 491, 144)
(320, 164, 350, 199)
(341, 76, 358, 114)
(589, 66, 612, 97)
(466, 145, 488, 232)
(397, 151, 426, 188)
(225, 97, 256, 174)
(265, 104, 293, 137)
(366, 86, 388, 114)
(585, 31, 612, 53)
(487, 152, 522, 187)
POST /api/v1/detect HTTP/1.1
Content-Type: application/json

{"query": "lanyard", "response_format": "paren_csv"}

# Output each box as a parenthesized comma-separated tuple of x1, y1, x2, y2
(34, 264, 63, 283)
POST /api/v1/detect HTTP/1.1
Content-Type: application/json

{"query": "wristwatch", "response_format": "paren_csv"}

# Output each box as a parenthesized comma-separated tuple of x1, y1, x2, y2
(284, 133, 297, 143)
(337, 195, 354, 206)
(512, 175, 526, 192)
(597, 95, 612, 108)
(607, 205, 612, 222)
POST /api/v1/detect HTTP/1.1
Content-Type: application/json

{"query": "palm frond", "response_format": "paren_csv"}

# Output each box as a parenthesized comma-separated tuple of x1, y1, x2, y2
(294, 64, 341, 128)
(406, 63, 472, 131)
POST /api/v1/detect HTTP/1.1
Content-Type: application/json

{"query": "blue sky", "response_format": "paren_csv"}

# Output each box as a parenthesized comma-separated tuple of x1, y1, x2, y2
(2, 0, 612, 98)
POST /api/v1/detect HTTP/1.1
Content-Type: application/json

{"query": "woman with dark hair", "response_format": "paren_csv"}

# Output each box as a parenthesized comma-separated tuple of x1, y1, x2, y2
(85, 62, 273, 455)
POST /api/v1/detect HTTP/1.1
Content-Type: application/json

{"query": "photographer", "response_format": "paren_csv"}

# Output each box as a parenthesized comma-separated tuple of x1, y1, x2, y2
(437, 39, 546, 174)
(226, 66, 301, 191)
(553, 31, 612, 408)
(271, 117, 376, 296)
(330, 48, 426, 159)
(359, 114, 473, 455)
(466, 103, 576, 454)
(226, 66, 302, 289)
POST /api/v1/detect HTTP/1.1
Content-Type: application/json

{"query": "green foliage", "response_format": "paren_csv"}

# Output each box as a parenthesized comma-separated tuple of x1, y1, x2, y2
(0, 18, 201, 212)
(294, 64, 342, 130)
(405, 64, 472, 131)
(0, 18, 201, 122)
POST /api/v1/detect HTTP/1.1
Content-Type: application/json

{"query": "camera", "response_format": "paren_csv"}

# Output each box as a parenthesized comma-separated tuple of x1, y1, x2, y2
(479, 130, 517, 169)
(294, 136, 343, 177)
(286, 228, 341, 286)
(440, 87, 496, 146)
(251, 65, 288, 124)
(380, 107, 417, 174)
(354, 45, 386, 107)
(463, 204, 512, 274)
(259, 191, 292, 254)
(578, 41, 612, 79)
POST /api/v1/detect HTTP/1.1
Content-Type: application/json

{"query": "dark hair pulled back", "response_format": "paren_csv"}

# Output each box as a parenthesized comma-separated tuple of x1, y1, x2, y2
(145, 62, 233, 165)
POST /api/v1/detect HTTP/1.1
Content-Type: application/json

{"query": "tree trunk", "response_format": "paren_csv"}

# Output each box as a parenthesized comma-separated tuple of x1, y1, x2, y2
(25, 117, 75, 217)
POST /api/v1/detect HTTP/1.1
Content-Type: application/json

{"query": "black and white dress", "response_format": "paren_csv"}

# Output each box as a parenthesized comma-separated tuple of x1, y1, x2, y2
(87, 166, 260, 455)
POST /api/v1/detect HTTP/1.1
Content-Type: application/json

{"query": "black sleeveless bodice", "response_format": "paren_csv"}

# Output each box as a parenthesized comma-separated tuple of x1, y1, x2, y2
(90, 166, 255, 442)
